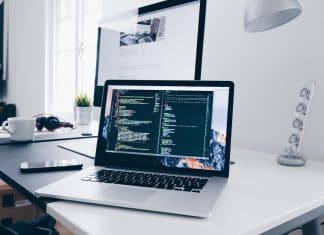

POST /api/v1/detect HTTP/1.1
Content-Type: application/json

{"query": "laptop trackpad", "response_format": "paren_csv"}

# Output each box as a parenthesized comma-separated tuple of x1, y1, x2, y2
(102, 186, 155, 203)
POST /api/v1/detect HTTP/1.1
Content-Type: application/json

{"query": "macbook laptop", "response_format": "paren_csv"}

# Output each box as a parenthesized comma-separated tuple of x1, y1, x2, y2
(36, 80, 234, 218)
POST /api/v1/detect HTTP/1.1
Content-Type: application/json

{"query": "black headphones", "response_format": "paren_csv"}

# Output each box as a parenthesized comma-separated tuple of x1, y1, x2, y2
(35, 116, 74, 131)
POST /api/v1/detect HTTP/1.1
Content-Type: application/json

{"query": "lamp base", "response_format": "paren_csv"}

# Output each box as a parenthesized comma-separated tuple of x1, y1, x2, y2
(277, 154, 306, 167)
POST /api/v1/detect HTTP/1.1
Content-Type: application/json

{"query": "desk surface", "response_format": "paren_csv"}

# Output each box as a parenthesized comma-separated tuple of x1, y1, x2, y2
(47, 149, 324, 235)
(0, 121, 99, 145)
(0, 139, 95, 209)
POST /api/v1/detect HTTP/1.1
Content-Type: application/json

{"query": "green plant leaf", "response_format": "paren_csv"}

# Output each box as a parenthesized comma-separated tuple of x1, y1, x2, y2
(75, 93, 92, 107)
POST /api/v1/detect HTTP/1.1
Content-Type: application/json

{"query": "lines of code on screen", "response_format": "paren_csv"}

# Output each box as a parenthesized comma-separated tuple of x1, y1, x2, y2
(106, 89, 213, 159)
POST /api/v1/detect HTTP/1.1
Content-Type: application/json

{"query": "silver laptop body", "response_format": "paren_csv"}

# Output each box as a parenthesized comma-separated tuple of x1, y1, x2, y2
(36, 80, 234, 218)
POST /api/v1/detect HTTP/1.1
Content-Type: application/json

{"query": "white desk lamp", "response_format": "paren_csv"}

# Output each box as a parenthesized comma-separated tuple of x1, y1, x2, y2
(244, 0, 302, 32)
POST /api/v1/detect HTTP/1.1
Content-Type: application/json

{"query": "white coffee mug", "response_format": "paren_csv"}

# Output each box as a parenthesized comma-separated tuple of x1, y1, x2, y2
(1, 117, 36, 141)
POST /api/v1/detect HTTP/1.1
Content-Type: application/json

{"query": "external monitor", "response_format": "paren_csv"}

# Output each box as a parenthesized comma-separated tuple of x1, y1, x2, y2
(93, 0, 207, 106)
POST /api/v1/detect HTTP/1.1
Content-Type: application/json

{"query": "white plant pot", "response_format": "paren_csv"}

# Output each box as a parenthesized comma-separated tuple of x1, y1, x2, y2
(74, 106, 92, 125)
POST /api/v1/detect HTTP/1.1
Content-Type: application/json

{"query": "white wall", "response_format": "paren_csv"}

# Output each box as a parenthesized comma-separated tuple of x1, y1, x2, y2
(104, 0, 324, 161)
(5, 0, 46, 116)
(103, 0, 161, 16)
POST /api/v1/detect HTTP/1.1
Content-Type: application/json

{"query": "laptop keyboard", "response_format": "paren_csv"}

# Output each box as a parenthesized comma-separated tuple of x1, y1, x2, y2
(81, 169, 208, 193)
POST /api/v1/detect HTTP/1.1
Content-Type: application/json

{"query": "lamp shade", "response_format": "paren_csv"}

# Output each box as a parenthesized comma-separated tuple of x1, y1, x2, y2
(244, 0, 302, 32)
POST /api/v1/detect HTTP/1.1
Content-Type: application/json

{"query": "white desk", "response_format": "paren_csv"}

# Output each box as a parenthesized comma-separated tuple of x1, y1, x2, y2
(0, 121, 99, 143)
(46, 149, 324, 235)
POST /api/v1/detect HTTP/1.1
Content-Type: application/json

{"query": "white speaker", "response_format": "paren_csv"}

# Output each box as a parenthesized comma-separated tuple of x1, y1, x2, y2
(277, 81, 316, 166)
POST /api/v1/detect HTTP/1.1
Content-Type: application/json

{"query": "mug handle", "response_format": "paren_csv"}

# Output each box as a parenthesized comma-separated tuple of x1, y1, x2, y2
(1, 121, 13, 134)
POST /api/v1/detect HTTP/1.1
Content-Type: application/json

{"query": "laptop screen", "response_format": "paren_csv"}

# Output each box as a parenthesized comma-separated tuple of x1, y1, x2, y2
(99, 84, 231, 173)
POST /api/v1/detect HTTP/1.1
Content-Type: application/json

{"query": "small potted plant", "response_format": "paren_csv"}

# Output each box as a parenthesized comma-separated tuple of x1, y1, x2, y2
(74, 93, 92, 125)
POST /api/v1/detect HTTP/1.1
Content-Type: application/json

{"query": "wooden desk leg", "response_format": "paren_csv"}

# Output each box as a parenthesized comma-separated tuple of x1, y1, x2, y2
(302, 218, 322, 235)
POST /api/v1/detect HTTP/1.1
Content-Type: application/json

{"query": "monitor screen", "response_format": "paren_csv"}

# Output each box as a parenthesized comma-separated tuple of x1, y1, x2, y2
(101, 85, 230, 173)
(94, 0, 206, 106)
